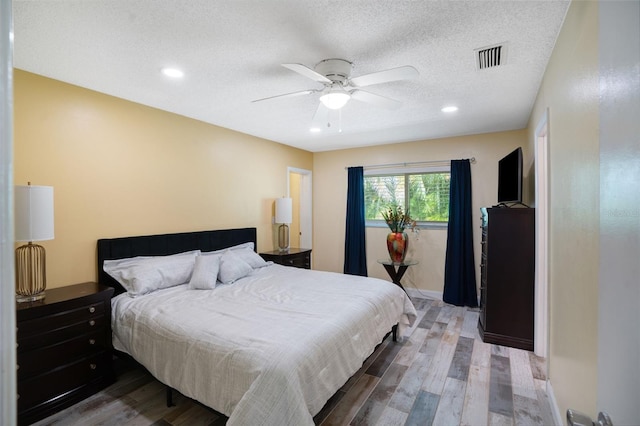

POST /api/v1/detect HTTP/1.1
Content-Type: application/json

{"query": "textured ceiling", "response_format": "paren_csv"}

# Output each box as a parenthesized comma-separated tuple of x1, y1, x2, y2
(13, 0, 569, 152)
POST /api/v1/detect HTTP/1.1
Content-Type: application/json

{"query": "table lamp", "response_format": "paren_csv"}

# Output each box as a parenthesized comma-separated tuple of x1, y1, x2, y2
(15, 183, 54, 302)
(275, 197, 292, 252)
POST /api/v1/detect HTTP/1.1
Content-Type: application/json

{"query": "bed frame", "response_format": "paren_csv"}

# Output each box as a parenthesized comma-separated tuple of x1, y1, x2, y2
(96, 226, 397, 412)
(97, 227, 257, 295)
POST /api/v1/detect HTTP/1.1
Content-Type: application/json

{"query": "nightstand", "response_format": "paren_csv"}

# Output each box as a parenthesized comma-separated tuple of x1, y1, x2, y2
(16, 282, 116, 425)
(260, 248, 312, 269)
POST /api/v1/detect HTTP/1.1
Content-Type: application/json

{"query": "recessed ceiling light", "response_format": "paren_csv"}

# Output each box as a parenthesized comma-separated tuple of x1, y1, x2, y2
(161, 67, 184, 78)
(441, 106, 459, 113)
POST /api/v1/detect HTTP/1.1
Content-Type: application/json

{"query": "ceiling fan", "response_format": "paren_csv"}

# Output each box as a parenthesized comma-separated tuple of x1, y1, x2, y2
(252, 58, 419, 131)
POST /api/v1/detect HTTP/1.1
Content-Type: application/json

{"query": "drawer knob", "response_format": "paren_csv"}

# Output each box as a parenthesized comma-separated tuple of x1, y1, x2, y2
(89, 306, 96, 313)
(89, 320, 96, 327)
(89, 339, 96, 345)
(89, 363, 97, 370)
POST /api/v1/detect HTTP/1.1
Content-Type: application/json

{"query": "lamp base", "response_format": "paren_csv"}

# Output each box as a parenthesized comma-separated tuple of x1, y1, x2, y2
(16, 292, 46, 303)
(16, 242, 47, 303)
(278, 224, 290, 252)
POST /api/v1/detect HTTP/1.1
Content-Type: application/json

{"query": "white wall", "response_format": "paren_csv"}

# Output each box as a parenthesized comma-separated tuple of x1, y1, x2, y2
(597, 1, 640, 423)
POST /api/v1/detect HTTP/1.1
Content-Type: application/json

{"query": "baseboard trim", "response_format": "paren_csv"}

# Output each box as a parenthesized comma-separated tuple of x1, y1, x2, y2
(546, 380, 563, 426)
(405, 288, 442, 300)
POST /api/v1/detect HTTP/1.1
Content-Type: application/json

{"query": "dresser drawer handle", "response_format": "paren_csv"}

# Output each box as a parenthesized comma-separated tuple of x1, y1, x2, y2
(89, 320, 96, 327)
(89, 363, 97, 370)
(89, 339, 96, 345)
(89, 306, 96, 313)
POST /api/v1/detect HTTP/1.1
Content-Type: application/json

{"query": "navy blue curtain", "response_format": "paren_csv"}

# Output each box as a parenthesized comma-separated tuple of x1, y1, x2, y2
(443, 159, 478, 307)
(344, 167, 368, 276)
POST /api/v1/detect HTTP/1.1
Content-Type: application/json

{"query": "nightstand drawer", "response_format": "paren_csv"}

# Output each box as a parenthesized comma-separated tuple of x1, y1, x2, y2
(18, 300, 105, 340)
(260, 248, 312, 270)
(18, 314, 107, 351)
(18, 351, 111, 412)
(282, 253, 310, 268)
(18, 329, 109, 379)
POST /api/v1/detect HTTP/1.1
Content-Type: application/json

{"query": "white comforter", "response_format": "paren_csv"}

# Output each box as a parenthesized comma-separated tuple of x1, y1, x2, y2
(111, 264, 416, 425)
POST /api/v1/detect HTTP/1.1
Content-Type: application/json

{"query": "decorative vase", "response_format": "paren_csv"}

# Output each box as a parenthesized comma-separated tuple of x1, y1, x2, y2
(386, 232, 408, 263)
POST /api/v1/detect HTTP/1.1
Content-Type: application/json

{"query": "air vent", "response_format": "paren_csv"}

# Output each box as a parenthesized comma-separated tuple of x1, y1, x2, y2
(475, 43, 507, 70)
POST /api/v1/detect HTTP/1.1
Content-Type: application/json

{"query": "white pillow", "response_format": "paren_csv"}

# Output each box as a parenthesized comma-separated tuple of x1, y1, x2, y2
(203, 241, 254, 256)
(233, 247, 270, 268)
(217, 250, 253, 284)
(103, 250, 200, 270)
(230, 241, 254, 251)
(104, 251, 199, 297)
(188, 254, 221, 290)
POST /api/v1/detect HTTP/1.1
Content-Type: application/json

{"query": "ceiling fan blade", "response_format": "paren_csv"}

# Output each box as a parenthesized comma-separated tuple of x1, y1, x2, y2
(282, 63, 332, 84)
(350, 89, 402, 110)
(349, 65, 419, 88)
(251, 89, 316, 103)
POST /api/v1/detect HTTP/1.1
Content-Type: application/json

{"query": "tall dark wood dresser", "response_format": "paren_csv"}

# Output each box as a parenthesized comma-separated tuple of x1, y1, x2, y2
(478, 207, 535, 351)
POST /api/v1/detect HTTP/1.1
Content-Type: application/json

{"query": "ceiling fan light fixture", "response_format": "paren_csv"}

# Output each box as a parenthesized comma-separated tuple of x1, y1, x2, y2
(320, 86, 351, 110)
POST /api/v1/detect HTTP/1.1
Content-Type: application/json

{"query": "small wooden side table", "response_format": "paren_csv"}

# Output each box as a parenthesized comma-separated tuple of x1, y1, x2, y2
(16, 282, 115, 425)
(259, 248, 312, 269)
(377, 259, 419, 293)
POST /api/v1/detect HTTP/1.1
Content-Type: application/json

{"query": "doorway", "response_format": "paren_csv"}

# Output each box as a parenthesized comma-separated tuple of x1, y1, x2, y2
(287, 167, 312, 251)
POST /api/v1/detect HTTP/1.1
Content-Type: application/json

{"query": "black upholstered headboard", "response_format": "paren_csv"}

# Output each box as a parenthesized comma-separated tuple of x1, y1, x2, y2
(97, 228, 257, 294)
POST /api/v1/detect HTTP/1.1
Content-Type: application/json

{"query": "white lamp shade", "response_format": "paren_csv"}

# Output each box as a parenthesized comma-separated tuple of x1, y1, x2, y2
(320, 91, 350, 110)
(275, 197, 292, 224)
(15, 185, 54, 242)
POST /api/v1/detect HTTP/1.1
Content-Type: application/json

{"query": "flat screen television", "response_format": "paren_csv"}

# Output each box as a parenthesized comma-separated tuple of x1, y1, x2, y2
(497, 147, 523, 204)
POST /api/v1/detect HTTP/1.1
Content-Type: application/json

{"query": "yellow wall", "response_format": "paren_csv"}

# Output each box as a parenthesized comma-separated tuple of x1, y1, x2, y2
(526, 0, 599, 418)
(313, 130, 527, 292)
(13, 70, 313, 289)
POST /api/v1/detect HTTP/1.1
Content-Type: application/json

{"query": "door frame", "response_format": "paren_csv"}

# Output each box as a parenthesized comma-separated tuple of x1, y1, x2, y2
(534, 108, 550, 358)
(287, 167, 312, 251)
(0, 0, 16, 421)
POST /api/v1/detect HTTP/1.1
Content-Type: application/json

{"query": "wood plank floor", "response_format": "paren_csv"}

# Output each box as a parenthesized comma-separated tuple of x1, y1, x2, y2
(33, 297, 554, 426)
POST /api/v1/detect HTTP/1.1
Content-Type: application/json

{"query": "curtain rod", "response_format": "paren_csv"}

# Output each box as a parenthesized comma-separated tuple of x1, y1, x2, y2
(345, 157, 475, 170)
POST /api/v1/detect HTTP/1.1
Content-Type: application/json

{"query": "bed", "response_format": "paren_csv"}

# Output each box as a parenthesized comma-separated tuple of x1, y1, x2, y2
(97, 228, 416, 425)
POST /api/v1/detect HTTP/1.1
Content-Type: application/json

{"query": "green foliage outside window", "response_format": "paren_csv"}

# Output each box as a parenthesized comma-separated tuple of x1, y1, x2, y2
(364, 172, 450, 223)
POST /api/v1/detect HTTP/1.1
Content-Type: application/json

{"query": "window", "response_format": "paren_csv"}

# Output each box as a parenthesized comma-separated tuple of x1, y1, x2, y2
(364, 169, 450, 226)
